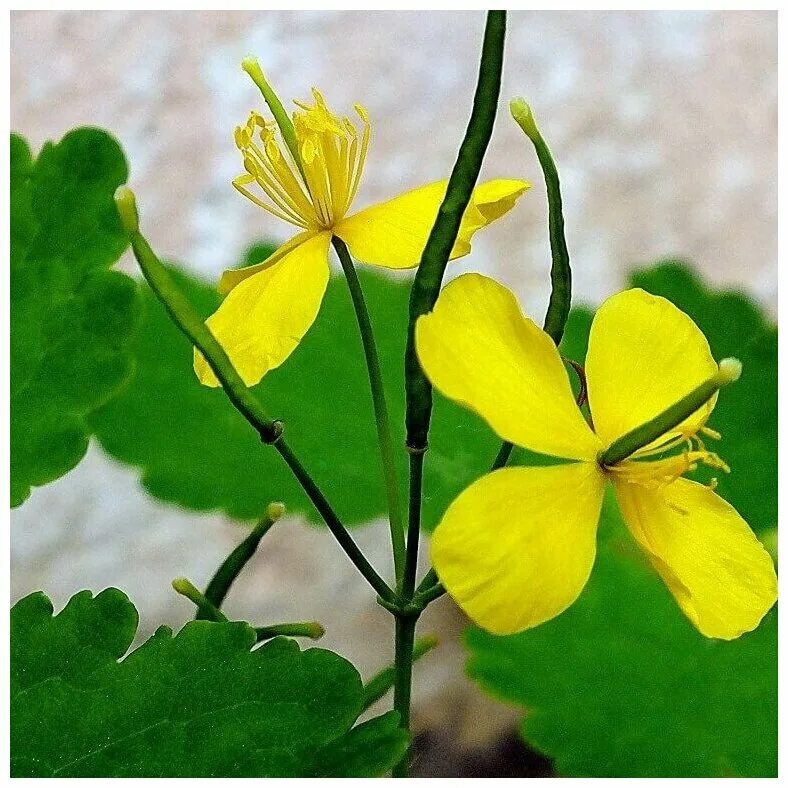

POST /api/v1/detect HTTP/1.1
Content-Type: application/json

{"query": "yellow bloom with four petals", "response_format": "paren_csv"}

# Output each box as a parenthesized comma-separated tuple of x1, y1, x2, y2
(194, 87, 529, 387)
(415, 273, 777, 640)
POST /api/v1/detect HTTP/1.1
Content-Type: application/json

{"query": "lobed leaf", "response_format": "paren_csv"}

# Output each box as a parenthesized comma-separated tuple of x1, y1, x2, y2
(10, 589, 407, 777)
(10, 129, 141, 506)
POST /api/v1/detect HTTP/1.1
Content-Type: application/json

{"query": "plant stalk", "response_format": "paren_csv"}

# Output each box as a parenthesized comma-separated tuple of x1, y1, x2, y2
(116, 193, 395, 606)
(333, 236, 406, 583)
(202, 502, 284, 613)
(391, 613, 419, 777)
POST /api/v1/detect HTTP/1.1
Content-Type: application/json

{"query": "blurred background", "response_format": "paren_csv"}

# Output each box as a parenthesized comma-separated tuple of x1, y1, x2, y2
(10, 10, 777, 776)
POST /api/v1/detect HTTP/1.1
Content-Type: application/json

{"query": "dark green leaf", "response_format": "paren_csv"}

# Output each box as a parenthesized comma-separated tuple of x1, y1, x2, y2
(10, 129, 142, 506)
(11, 589, 407, 777)
(90, 262, 498, 526)
(465, 262, 777, 777)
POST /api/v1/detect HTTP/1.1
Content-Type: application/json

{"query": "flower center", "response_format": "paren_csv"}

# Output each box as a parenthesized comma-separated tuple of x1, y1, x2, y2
(605, 425, 730, 491)
(232, 88, 371, 231)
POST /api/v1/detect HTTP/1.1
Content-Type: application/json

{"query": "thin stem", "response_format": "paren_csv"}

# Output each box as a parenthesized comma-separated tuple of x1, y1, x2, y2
(255, 621, 324, 642)
(489, 100, 575, 468)
(510, 99, 571, 346)
(402, 452, 424, 599)
(416, 567, 438, 595)
(333, 236, 406, 582)
(274, 439, 395, 603)
(202, 502, 284, 613)
(391, 614, 418, 778)
(416, 426, 514, 593)
(116, 191, 395, 605)
(394, 17, 506, 773)
(362, 634, 438, 711)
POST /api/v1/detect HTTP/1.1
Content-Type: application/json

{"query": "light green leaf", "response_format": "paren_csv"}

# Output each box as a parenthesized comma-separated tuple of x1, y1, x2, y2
(11, 589, 407, 777)
(10, 129, 141, 506)
(465, 262, 777, 777)
(90, 260, 498, 526)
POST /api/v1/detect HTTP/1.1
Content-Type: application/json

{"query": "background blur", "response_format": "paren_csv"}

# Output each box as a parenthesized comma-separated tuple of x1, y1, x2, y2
(10, 10, 777, 776)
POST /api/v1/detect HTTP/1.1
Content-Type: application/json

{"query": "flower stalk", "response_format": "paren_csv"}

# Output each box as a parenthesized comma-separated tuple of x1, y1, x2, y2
(333, 236, 407, 582)
(362, 634, 438, 710)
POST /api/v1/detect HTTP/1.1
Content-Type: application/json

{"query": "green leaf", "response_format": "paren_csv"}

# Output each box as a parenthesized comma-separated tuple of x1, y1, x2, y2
(465, 262, 777, 777)
(10, 129, 142, 506)
(11, 589, 407, 777)
(90, 261, 498, 526)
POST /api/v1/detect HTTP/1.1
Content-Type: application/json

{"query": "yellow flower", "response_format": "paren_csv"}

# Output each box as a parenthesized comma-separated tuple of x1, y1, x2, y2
(194, 89, 529, 387)
(415, 273, 777, 639)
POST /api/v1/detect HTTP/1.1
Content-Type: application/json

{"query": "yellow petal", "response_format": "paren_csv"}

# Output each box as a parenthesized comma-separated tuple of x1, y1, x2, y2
(432, 463, 606, 635)
(217, 231, 314, 295)
(586, 288, 718, 450)
(194, 231, 331, 387)
(613, 476, 777, 639)
(415, 273, 601, 461)
(333, 178, 529, 269)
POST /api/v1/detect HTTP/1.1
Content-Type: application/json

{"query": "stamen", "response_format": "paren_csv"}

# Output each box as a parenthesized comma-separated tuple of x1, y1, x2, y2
(233, 87, 371, 229)
(232, 174, 309, 227)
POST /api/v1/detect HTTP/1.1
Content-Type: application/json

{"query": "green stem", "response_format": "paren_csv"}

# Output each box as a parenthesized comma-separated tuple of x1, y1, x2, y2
(255, 621, 325, 642)
(172, 578, 227, 622)
(510, 98, 571, 345)
(413, 582, 446, 608)
(600, 359, 741, 466)
(416, 567, 438, 595)
(202, 502, 284, 614)
(333, 236, 406, 582)
(391, 614, 419, 777)
(404, 10, 507, 453)
(362, 634, 438, 710)
(116, 188, 395, 605)
(394, 19, 506, 773)
(123, 222, 280, 444)
(489, 100, 574, 468)
(241, 57, 306, 180)
(402, 452, 424, 599)
(274, 439, 395, 603)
